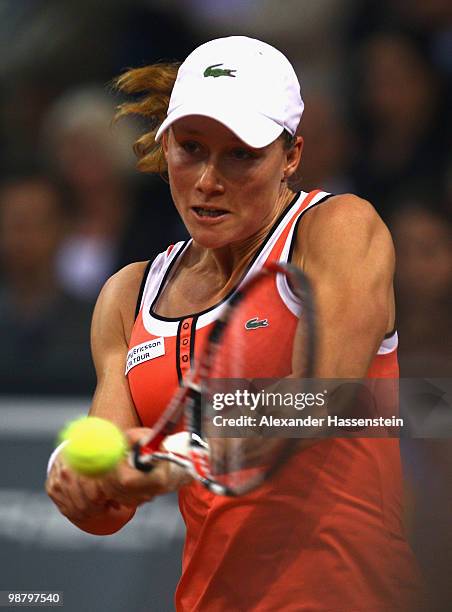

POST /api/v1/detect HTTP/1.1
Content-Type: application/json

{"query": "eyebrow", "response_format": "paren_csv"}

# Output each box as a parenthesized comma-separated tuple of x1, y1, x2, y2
(177, 127, 202, 135)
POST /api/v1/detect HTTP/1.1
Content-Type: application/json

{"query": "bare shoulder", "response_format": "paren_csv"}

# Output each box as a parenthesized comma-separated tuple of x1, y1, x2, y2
(100, 261, 149, 306)
(92, 261, 150, 346)
(302, 193, 388, 239)
(297, 193, 394, 268)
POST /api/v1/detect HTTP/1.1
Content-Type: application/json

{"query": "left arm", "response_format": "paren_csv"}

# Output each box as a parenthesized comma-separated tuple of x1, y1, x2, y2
(293, 194, 395, 378)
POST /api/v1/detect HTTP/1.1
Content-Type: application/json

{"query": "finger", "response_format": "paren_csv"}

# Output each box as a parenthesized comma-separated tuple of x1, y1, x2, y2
(99, 465, 139, 505)
(49, 480, 86, 520)
(55, 466, 90, 515)
(60, 473, 97, 517)
(59, 462, 75, 485)
(102, 461, 163, 505)
(57, 460, 108, 509)
(125, 427, 154, 447)
(101, 453, 191, 506)
(47, 485, 68, 508)
(55, 455, 108, 504)
(73, 478, 103, 515)
(47, 463, 123, 520)
(46, 467, 71, 503)
(103, 478, 154, 507)
(79, 477, 108, 505)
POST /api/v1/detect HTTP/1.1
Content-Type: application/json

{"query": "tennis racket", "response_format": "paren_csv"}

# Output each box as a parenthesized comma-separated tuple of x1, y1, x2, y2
(131, 261, 316, 496)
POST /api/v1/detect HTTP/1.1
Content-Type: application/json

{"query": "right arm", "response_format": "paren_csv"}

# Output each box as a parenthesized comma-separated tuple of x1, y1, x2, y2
(46, 262, 186, 535)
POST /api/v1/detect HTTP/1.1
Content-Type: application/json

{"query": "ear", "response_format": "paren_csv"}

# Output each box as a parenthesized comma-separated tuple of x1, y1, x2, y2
(284, 136, 304, 179)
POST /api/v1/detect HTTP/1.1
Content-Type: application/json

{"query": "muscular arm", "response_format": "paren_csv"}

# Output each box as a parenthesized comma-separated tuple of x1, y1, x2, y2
(89, 262, 146, 428)
(294, 194, 395, 378)
(46, 263, 149, 535)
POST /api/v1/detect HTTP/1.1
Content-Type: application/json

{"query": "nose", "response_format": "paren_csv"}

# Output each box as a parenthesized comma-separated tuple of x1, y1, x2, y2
(195, 160, 225, 198)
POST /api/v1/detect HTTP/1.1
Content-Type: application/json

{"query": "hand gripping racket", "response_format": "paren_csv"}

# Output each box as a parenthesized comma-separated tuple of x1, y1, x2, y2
(131, 262, 316, 496)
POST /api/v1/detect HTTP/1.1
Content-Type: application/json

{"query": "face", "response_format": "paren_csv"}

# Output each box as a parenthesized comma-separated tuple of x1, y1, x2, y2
(363, 35, 434, 127)
(392, 210, 452, 301)
(163, 116, 301, 249)
(55, 129, 117, 190)
(0, 180, 63, 275)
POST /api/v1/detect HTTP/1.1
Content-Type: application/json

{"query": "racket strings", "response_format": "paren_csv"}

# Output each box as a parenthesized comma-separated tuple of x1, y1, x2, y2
(199, 266, 313, 494)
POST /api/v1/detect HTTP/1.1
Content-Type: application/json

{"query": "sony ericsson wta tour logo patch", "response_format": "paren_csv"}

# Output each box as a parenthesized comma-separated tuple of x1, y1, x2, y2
(203, 63, 237, 78)
(125, 338, 165, 375)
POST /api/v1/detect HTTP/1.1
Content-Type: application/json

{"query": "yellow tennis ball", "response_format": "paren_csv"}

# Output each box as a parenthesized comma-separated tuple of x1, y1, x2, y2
(59, 416, 127, 476)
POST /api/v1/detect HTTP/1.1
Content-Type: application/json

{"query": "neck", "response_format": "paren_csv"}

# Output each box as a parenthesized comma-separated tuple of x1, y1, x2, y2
(189, 185, 296, 291)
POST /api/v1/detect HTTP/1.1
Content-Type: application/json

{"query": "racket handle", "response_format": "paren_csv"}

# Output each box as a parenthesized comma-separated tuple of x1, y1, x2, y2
(131, 442, 154, 473)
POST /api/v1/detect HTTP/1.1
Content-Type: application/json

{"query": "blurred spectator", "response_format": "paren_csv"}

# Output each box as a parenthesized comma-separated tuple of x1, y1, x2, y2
(402, 437, 452, 612)
(447, 156, 452, 212)
(350, 32, 449, 218)
(348, 0, 452, 80)
(297, 90, 354, 194)
(41, 87, 186, 301)
(390, 204, 452, 376)
(41, 87, 136, 300)
(167, 0, 356, 74)
(0, 1, 201, 169)
(0, 172, 95, 395)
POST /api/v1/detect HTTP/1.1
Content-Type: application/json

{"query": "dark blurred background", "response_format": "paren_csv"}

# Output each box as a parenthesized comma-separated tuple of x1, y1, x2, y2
(0, 1, 450, 611)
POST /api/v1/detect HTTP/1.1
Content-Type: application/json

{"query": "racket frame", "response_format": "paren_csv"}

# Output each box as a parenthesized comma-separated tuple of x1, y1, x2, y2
(131, 262, 316, 496)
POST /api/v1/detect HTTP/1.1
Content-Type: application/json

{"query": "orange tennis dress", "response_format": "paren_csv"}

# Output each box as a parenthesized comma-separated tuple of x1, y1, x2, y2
(127, 191, 422, 611)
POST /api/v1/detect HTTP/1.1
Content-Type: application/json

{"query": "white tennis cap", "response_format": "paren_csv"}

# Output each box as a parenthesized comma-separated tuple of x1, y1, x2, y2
(155, 36, 304, 148)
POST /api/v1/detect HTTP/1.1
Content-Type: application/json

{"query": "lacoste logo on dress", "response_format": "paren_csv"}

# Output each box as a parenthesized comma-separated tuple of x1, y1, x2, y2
(245, 317, 269, 330)
(204, 63, 237, 78)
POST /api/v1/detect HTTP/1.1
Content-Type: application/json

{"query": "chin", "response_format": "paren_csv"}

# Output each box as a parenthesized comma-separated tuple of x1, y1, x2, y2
(188, 227, 235, 249)
(191, 233, 230, 249)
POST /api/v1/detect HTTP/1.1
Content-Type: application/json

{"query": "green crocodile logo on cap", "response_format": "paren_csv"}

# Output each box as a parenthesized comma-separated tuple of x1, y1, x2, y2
(204, 63, 237, 78)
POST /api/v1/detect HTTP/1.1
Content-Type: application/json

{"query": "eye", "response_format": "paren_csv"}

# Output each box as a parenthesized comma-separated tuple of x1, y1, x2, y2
(182, 140, 201, 154)
(230, 147, 256, 161)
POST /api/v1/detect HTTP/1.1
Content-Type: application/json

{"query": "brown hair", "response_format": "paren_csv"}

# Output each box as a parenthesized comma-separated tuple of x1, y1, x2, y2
(114, 63, 180, 175)
(114, 62, 298, 181)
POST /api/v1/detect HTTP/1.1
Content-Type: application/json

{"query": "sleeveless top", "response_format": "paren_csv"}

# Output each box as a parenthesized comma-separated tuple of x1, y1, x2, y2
(127, 191, 421, 611)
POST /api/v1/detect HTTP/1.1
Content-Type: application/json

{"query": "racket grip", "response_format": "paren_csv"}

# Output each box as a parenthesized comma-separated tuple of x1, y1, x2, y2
(131, 442, 154, 473)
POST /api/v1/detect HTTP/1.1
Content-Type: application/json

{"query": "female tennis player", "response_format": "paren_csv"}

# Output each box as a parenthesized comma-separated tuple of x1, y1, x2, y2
(46, 36, 422, 611)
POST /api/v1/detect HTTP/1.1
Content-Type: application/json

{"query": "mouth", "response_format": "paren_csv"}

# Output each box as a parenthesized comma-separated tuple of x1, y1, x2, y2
(191, 206, 229, 220)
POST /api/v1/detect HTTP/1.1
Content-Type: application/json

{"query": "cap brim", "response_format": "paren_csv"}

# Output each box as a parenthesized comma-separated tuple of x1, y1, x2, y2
(155, 102, 284, 149)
